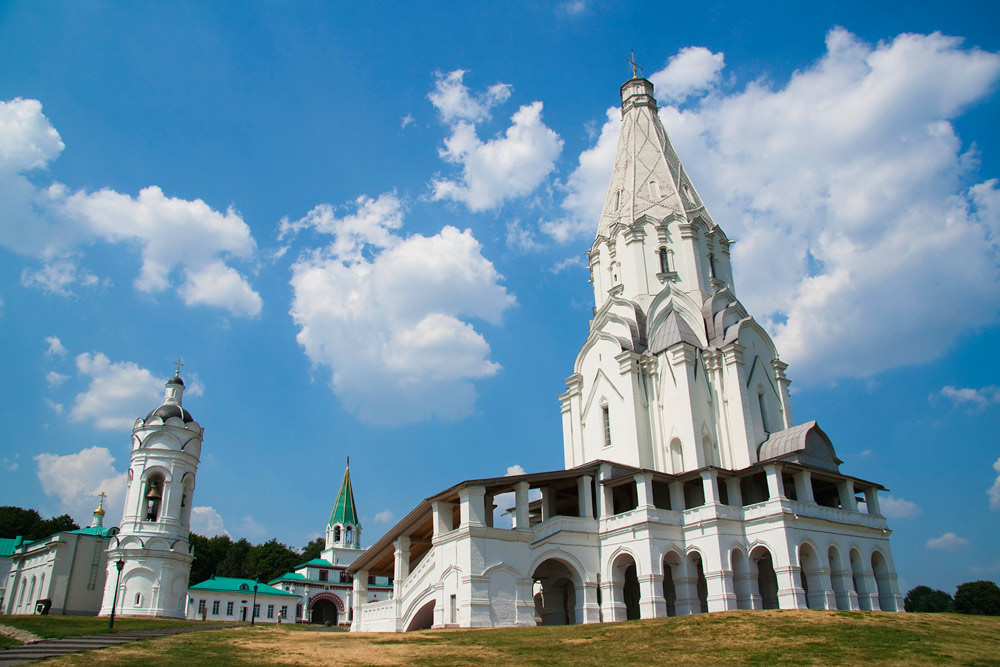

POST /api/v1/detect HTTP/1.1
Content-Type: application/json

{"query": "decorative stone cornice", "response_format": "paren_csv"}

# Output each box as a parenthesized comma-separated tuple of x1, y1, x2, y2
(623, 227, 645, 245)
(721, 343, 746, 367)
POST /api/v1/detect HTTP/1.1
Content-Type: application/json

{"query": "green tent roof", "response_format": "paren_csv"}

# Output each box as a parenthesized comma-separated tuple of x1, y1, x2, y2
(329, 464, 359, 527)
(295, 558, 334, 569)
(0, 537, 23, 557)
(189, 576, 298, 598)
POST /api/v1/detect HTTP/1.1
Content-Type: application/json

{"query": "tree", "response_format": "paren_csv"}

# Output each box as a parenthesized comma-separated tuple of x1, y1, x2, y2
(37, 514, 80, 536)
(189, 533, 237, 584)
(903, 585, 954, 612)
(954, 580, 1000, 616)
(245, 539, 301, 583)
(0, 507, 79, 540)
(217, 538, 254, 579)
(301, 536, 325, 562)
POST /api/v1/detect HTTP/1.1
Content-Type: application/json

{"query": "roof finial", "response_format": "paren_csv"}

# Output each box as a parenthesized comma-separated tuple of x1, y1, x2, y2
(627, 50, 642, 79)
(346, 456, 350, 469)
(95, 491, 107, 515)
(173, 358, 184, 377)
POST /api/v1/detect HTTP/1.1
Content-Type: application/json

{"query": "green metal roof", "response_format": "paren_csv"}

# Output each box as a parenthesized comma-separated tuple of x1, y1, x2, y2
(70, 526, 115, 538)
(189, 576, 298, 598)
(268, 572, 307, 585)
(296, 558, 334, 569)
(329, 464, 359, 527)
(0, 537, 23, 557)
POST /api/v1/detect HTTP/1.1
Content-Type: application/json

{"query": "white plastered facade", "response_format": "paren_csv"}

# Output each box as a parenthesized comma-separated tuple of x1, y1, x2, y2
(348, 75, 903, 632)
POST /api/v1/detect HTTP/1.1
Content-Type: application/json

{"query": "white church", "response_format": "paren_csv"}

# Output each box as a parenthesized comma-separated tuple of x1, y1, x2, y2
(344, 74, 903, 632)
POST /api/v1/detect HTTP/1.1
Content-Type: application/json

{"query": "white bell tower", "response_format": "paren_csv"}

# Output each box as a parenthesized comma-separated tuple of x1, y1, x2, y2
(100, 362, 203, 619)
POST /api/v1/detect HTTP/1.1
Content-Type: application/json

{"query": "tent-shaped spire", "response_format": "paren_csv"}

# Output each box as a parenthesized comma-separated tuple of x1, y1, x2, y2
(596, 76, 716, 239)
(329, 460, 359, 527)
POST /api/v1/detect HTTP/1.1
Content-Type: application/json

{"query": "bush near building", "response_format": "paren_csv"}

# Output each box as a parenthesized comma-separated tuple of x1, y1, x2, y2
(954, 580, 1000, 616)
(904, 586, 954, 613)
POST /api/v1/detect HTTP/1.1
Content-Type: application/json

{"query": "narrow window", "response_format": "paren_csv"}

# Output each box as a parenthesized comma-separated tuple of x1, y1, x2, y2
(345, 527, 352, 544)
(708, 253, 717, 279)
(212, 600, 220, 615)
(267, 604, 274, 619)
(227, 601, 234, 616)
(450, 594, 457, 624)
(280, 605, 288, 619)
(198, 599, 206, 615)
(253, 603, 260, 618)
(334, 526, 341, 542)
(319, 570, 328, 582)
(649, 181, 661, 199)
(135, 593, 143, 607)
(659, 248, 670, 273)
(602, 405, 612, 448)
(758, 392, 771, 434)
(613, 190, 621, 211)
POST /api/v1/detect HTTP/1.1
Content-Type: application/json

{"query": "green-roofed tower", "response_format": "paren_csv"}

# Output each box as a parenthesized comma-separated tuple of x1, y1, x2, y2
(324, 459, 362, 559)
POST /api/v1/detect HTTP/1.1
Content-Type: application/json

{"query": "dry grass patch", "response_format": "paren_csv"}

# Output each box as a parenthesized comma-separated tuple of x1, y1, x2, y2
(34, 610, 1000, 667)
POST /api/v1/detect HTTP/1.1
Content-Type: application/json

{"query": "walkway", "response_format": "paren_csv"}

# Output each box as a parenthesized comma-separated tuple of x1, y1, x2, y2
(0, 623, 239, 666)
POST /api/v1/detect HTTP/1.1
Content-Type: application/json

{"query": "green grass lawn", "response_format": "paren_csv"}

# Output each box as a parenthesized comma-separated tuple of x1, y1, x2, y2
(0, 614, 229, 640)
(15, 610, 1000, 666)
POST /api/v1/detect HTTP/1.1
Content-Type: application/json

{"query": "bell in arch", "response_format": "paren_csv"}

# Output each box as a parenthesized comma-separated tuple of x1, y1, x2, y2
(146, 482, 162, 500)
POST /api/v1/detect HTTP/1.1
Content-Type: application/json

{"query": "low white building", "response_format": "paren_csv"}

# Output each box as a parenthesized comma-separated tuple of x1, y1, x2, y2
(3, 503, 115, 616)
(268, 464, 392, 624)
(346, 73, 902, 632)
(186, 576, 298, 623)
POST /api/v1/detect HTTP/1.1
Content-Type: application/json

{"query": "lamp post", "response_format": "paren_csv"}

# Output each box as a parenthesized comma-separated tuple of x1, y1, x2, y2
(108, 559, 125, 629)
(251, 581, 259, 626)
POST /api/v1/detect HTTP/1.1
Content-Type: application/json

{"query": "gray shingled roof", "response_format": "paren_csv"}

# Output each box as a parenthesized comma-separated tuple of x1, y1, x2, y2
(649, 311, 702, 354)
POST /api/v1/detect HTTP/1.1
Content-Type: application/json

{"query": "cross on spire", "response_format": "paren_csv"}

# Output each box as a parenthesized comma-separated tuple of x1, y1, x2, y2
(627, 50, 643, 79)
(97, 491, 107, 507)
(173, 358, 184, 377)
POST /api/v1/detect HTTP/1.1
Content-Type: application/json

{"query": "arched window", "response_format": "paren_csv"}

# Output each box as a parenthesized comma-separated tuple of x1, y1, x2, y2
(702, 435, 718, 467)
(18, 579, 26, 608)
(649, 181, 661, 199)
(658, 247, 670, 274)
(613, 190, 621, 211)
(38, 574, 45, 598)
(144, 473, 164, 521)
(345, 527, 352, 545)
(28, 577, 36, 604)
(670, 439, 684, 473)
(334, 526, 341, 542)
(135, 592, 142, 607)
(708, 253, 717, 279)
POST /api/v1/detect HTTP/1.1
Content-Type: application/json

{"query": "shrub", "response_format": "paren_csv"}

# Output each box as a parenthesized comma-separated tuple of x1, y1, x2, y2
(954, 580, 1000, 616)
(903, 585, 954, 613)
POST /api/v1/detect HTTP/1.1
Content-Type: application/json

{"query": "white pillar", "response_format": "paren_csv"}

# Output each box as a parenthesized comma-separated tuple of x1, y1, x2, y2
(432, 500, 454, 535)
(638, 573, 666, 618)
(459, 486, 486, 527)
(838, 480, 858, 512)
(725, 477, 743, 507)
(705, 567, 737, 612)
(669, 481, 685, 512)
(864, 487, 882, 516)
(795, 469, 815, 504)
(513, 481, 530, 530)
(701, 470, 721, 504)
(351, 570, 368, 631)
(764, 465, 785, 499)
(393, 536, 410, 591)
(540, 487, 553, 522)
(635, 472, 654, 509)
(578, 475, 594, 518)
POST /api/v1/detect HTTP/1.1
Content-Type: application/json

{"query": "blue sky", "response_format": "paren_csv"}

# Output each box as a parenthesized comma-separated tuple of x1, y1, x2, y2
(1, 1, 998, 594)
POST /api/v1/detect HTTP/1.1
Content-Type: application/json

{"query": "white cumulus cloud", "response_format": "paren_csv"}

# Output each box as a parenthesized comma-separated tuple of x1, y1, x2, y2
(926, 531, 969, 550)
(374, 509, 395, 524)
(0, 98, 261, 316)
(289, 193, 515, 424)
(505, 464, 526, 476)
(430, 71, 562, 211)
(35, 446, 127, 527)
(46, 371, 69, 387)
(191, 506, 229, 537)
(880, 495, 921, 519)
(45, 335, 67, 357)
(649, 46, 726, 104)
(549, 30, 1000, 386)
(989, 457, 1000, 512)
(70, 353, 167, 430)
(935, 385, 1000, 411)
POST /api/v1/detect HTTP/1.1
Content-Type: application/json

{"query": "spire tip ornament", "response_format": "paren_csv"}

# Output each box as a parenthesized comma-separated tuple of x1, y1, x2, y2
(627, 50, 643, 79)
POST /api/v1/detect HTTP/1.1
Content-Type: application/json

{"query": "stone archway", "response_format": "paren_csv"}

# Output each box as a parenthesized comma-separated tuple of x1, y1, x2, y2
(310, 592, 345, 625)
(609, 552, 641, 621)
(531, 559, 580, 626)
